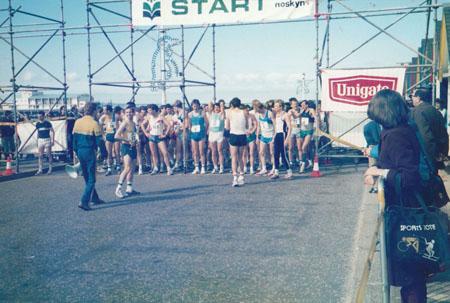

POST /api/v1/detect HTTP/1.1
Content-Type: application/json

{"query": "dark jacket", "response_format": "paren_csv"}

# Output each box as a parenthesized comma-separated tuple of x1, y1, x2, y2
(377, 124, 421, 207)
(412, 102, 448, 167)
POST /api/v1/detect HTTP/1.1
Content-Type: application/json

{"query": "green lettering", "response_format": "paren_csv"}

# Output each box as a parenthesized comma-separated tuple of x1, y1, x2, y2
(258, 0, 263, 11)
(172, 0, 188, 15)
(210, 0, 228, 13)
(232, 0, 249, 12)
(192, 0, 208, 14)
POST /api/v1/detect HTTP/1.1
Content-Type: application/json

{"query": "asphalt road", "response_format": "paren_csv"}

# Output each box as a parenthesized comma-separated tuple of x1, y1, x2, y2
(0, 164, 365, 303)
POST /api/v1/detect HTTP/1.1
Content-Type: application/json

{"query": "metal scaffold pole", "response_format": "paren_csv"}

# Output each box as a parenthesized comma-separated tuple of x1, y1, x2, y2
(213, 24, 217, 102)
(181, 25, 187, 174)
(160, 26, 167, 105)
(432, 0, 438, 103)
(314, 0, 320, 159)
(327, 0, 331, 68)
(60, 0, 68, 112)
(8, 0, 19, 172)
(129, 0, 136, 103)
(86, 0, 93, 102)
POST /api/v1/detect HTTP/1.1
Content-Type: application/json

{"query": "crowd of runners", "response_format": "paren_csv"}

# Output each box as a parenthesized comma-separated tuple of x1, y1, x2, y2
(35, 96, 324, 196)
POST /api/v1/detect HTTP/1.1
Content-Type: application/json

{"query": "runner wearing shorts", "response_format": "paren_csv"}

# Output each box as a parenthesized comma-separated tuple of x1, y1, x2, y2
(187, 99, 208, 175)
(226, 97, 248, 187)
(287, 97, 302, 167)
(255, 101, 274, 176)
(114, 105, 140, 198)
(207, 101, 225, 174)
(99, 105, 116, 175)
(243, 104, 258, 175)
(299, 100, 316, 173)
(35, 111, 54, 175)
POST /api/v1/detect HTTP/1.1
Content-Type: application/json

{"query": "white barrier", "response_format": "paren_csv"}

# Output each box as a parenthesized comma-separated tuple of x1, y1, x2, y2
(17, 120, 67, 154)
(328, 112, 367, 149)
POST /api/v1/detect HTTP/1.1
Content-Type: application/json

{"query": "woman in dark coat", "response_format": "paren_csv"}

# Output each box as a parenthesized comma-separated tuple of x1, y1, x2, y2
(363, 89, 426, 303)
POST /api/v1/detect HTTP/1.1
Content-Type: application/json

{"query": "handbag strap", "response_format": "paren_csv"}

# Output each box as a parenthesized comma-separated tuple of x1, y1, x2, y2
(409, 120, 437, 174)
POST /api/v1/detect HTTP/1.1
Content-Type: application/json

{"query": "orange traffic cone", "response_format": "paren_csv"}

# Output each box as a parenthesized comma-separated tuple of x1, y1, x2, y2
(3, 157, 13, 176)
(310, 154, 321, 178)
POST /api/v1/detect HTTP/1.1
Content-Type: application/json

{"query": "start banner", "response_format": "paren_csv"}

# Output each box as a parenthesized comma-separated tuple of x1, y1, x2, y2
(132, 0, 315, 27)
(321, 68, 406, 112)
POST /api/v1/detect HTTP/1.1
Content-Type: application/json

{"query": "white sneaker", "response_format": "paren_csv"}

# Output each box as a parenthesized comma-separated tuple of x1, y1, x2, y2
(115, 187, 126, 199)
(232, 177, 239, 187)
(243, 166, 248, 174)
(256, 169, 267, 176)
(167, 168, 174, 176)
(249, 167, 255, 175)
(150, 167, 159, 175)
(285, 169, 293, 179)
(192, 167, 199, 175)
(237, 174, 245, 186)
(47, 168, 52, 175)
(173, 162, 179, 170)
(299, 162, 305, 174)
(35, 170, 43, 176)
(219, 167, 224, 174)
(270, 171, 279, 179)
(211, 167, 217, 174)
(306, 160, 313, 170)
(138, 168, 143, 175)
(200, 167, 206, 175)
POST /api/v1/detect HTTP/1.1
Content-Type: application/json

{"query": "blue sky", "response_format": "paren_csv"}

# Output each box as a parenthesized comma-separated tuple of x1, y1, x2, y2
(0, 0, 437, 105)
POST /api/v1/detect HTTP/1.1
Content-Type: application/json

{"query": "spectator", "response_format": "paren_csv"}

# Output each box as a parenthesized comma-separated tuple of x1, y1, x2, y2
(66, 105, 79, 162)
(364, 89, 425, 303)
(435, 99, 446, 120)
(411, 88, 448, 169)
(0, 111, 16, 160)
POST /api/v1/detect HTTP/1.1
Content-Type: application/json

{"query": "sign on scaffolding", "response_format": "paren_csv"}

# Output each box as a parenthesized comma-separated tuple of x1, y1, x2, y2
(132, 0, 315, 26)
(321, 68, 406, 112)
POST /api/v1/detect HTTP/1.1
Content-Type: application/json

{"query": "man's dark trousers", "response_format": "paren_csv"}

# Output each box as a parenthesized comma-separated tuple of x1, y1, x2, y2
(77, 148, 99, 206)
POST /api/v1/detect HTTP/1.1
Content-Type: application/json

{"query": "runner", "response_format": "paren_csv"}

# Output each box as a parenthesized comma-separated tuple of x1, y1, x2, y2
(35, 111, 54, 175)
(207, 100, 225, 174)
(243, 104, 258, 174)
(187, 99, 208, 175)
(287, 97, 302, 167)
(272, 100, 293, 179)
(134, 106, 149, 175)
(114, 105, 140, 198)
(172, 100, 185, 170)
(299, 100, 316, 173)
(144, 104, 173, 176)
(112, 106, 122, 171)
(226, 97, 248, 187)
(255, 101, 274, 176)
(99, 105, 116, 176)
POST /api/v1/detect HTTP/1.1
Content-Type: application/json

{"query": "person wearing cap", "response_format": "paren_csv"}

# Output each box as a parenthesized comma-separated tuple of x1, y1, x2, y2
(73, 103, 105, 210)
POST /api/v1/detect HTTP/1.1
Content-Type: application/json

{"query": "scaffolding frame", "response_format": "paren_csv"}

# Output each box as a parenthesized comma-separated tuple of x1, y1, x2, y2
(0, 0, 68, 173)
(0, 0, 445, 175)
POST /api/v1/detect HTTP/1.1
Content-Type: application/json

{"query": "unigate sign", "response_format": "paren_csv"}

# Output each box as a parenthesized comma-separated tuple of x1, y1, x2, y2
(321, 68, 406, 112)
(328, 75, 398, 106)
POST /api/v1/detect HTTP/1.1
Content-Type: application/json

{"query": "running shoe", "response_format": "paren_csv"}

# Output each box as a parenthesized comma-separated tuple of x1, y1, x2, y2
(47, 168, 52, 175)
(268, 169, 275, 177)
(126, 189, 141, 196)
(219, 167, 224, 174)
(285, 169, 293, 179)
(237, 174, 245, 186)
(270, 172, 279, 179)
(256, 169, 267, 176)
(192, 167, 199, 175)
(211, 167, 218, 174)
(35, 170, 42, 176)
(249, 167, 255, 175)
(243, 166, 248, 174)
(306, 160, 313, 170)
(115, 165, 121, 171)
(115, 187, 127, 199)
(105, 169, 112, 176)
(167, 168, 174, 176)
(150, 167, 159, 175)
(299, 161, 305, 174)
(232, 177, 239, 187)
(200, 167, 206, 175)
(138, 168, 143, 175)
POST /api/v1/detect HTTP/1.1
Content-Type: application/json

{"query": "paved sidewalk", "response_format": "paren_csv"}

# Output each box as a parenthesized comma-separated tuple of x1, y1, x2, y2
(357, 170, 450, 303)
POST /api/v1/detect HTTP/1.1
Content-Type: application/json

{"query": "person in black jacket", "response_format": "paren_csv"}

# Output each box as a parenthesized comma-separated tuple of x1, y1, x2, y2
(364, 89, 426, 303)
(411, 88, 448, 169)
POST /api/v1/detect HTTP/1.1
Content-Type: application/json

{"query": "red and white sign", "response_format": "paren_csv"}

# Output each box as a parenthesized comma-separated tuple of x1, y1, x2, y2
(321, 68, 406, 112)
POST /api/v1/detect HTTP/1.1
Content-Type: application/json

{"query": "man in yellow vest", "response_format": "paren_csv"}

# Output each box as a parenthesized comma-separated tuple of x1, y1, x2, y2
(73, 103, 105, 210)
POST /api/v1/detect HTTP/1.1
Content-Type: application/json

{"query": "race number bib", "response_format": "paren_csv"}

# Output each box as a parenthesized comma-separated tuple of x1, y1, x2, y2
(301, 117, 310, 127)
(128, 132, 137, 144)
(191, 125, 201, 133)
(294, 118, 301, 128)
(211, 118, 221, 128)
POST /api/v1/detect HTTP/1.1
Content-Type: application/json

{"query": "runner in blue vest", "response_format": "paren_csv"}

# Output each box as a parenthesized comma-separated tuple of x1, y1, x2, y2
(187, 99, 208, 174)
(299, 100, 315, 173)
